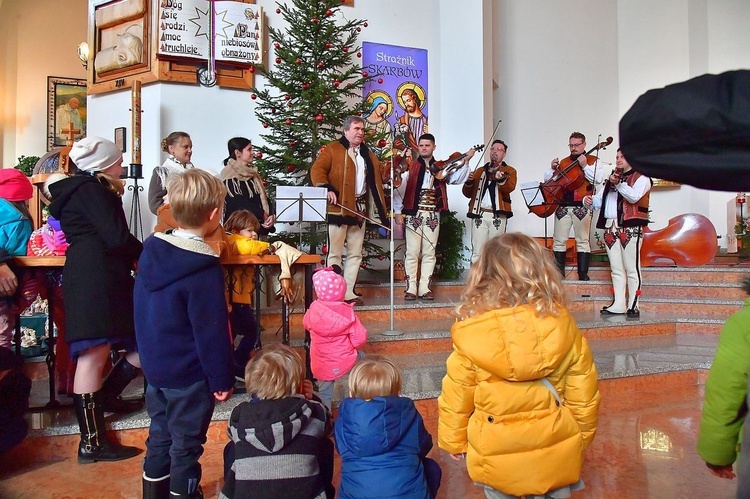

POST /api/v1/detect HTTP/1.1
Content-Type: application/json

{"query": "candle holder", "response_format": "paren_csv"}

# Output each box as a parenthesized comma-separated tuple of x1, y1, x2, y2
(127, 163, 144, 241)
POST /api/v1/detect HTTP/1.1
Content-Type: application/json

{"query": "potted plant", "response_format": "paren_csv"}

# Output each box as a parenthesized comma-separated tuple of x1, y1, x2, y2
(15, 155, 40, 176)
(436, 211, 468, 279)
(736, 217, 750, 258)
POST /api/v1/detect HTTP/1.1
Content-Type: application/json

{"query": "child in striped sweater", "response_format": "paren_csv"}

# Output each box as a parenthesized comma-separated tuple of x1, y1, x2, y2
(221, 344, 334, 499)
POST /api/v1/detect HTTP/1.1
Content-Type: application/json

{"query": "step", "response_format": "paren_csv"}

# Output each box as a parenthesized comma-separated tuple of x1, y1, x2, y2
(564, 280, 746, 301)
(22, 309, 728, 385)
(12, 366, 711, 469)
(23, 332, 718, 438)
(255, 293, 742, 327)
(566, 297, 743, 318)
(574, 265, 750, 284)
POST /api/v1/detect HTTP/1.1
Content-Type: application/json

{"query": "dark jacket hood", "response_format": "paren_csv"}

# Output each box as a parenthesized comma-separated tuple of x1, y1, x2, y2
(48, 174, 97, 219)
(137, 232, 219, 292)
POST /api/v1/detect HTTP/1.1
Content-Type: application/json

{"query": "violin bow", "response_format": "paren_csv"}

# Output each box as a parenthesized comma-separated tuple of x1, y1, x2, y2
(334, 202, 391, 232)
(472, 119, 503, 169)
(591, 134, 603, 196)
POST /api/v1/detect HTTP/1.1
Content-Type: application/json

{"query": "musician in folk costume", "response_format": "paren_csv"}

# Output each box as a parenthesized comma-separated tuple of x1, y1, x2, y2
(545, 132, 604, 280)
(584, 149, 651, 318)
(393, 133, 474, 301)
(310, 116, 389, 306)
(463, 139, 517, 264)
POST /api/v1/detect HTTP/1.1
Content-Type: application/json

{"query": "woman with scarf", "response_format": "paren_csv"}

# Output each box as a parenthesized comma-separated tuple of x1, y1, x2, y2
(148, 131, 193, 216)
(219, 137, 275, 237)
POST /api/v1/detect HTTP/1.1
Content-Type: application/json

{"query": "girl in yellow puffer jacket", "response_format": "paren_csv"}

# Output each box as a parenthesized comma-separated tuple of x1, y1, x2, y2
(438, 232, 600, 498)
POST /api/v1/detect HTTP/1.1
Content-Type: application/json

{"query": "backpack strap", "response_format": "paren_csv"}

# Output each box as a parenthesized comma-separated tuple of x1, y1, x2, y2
(540, 377, 562, 406)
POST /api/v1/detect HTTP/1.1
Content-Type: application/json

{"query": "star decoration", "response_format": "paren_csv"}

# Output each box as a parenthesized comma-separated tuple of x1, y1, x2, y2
(188, 6, 210, 39)
(214, 9, 235, 39)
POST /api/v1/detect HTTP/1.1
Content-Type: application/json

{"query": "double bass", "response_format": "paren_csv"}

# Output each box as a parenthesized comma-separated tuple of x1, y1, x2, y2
(529, 136, 613, 218)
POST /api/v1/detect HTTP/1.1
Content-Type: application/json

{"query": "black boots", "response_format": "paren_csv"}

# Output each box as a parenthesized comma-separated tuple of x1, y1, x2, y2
(74, 391, 140, 464)
(101, 357, 143, 413)
(142, 474, 170, 499)
(577, 252, 591, 281)
(553, 251, 567, 277)
(142, 475, 204, 499)
(166, 486, 204, 498)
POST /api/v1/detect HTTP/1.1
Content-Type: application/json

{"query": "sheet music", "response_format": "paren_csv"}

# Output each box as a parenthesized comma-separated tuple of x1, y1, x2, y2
(520, 181, 545, 207)
(275, 186, 328, 222)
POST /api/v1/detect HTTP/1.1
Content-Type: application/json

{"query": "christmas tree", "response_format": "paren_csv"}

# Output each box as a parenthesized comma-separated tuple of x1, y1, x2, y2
(250, 0, 370, 187)
(250, 0, 389, 263)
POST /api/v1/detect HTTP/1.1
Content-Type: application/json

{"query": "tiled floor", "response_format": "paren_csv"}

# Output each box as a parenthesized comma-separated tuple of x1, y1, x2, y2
(0, 376, 738, 498)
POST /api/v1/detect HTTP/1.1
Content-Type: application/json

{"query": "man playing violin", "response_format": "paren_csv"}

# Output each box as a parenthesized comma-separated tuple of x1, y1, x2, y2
(463, 139, 517, 264)
(584, 149, 651, 318)
(310, 116, 389, 306)
(394, 133, 474, 301)
(545, 132, 604, 280)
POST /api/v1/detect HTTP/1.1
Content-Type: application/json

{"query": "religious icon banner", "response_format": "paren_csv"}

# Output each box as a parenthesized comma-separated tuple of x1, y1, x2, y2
(362, 42, 428, 157)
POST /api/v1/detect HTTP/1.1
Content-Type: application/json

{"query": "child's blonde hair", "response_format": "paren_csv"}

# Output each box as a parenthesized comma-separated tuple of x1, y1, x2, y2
(348, 356, 402, 399)
(244, 344, 304, 400)
(224, 209, 260, 234)
(455, 232, 566, 319)
(167, 169, 226, 228)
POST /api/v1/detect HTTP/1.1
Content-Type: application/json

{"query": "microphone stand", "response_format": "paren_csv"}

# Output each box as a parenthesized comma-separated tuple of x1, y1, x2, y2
(383, 144, 403, 336)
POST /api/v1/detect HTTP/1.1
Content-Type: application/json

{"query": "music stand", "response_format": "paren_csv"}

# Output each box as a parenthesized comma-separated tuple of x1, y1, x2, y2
(520, 182, 563, 249)
(276, 186, 328, 248)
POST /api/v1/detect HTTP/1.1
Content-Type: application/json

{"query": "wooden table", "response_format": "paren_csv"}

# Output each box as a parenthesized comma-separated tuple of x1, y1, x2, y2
(12, 254, 323, 409)
(222, 254, 322, 375)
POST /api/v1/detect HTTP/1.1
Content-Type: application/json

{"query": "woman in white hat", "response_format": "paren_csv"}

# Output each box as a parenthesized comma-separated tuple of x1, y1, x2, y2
(49, 136, 143, 464)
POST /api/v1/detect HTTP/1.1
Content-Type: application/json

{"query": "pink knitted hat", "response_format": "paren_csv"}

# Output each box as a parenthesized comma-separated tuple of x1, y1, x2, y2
(312, 267, 347, 302)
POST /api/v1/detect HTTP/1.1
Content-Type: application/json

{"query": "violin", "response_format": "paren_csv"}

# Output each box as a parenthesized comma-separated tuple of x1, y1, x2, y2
(529, 136, 613, 218)
(610, 166, 624, 183)
(431, 144, 484, 181)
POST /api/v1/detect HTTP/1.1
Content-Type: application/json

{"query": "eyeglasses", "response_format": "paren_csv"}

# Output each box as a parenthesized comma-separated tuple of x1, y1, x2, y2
(568, 142, 584, 148)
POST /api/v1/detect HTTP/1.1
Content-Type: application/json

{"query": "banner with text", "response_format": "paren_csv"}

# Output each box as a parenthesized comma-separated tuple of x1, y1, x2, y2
(362, 42, 428, 157)
(157, 0, 263, 65)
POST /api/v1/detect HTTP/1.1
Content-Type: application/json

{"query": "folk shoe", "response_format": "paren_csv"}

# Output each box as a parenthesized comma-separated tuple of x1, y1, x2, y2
(600, 308, 625, 316)
(420, 292, 434, 301)
(404, 292, 417, 301)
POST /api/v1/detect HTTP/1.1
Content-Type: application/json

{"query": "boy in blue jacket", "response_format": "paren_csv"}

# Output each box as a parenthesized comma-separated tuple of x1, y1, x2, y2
(135, 169, 234, 498)
(334, 356, 441, 499)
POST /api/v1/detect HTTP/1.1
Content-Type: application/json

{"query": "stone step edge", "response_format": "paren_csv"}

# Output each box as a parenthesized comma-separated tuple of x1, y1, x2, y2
(284, 317, 723, 347)
(20, 317, 725, 365)
(359, 279, 746, 289)
(260, 296, 744, 315)
(26, 363, 710, 439)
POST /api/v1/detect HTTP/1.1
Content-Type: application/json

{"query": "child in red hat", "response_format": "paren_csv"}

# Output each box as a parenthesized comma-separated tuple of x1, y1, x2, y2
(0, 169, 34, 350)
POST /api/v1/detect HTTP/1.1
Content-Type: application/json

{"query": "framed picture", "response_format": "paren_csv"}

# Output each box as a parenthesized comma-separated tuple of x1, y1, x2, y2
(47, 76, 87, 150)
(88, 0, 153, 94)
(114, 127, 127, 152)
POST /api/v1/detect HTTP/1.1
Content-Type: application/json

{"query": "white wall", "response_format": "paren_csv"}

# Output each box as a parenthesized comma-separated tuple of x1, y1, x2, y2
(89, 0, 450, 236)
(494, 0, 620, 238)
(3, 0, 749, 252)
(0, 0, 88, 167)
(495, 0, 750, 247)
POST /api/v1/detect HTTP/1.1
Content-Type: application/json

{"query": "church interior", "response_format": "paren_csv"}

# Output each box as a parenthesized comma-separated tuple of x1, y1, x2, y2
(1, 0, 749, 497)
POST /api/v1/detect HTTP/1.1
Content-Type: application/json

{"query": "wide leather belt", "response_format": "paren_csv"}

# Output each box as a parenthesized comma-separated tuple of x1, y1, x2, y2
(418, 189, 436, 210)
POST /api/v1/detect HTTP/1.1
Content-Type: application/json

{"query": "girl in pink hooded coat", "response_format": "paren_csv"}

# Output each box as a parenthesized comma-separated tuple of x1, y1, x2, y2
(303, 266, 367, 409)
